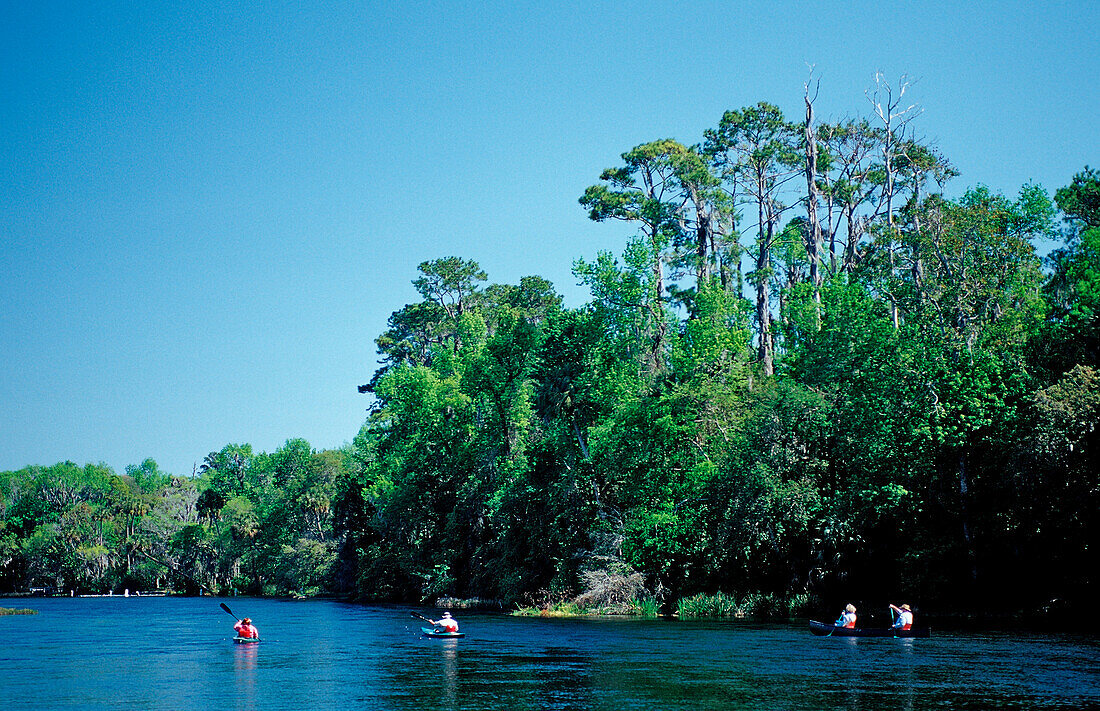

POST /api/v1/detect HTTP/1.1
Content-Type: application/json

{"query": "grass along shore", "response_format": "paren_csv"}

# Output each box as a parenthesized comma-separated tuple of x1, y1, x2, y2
(511, 591, 812, 619)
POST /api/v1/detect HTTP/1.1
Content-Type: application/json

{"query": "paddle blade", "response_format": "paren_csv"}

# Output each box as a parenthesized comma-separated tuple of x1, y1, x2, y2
(220, 602, 237, 619)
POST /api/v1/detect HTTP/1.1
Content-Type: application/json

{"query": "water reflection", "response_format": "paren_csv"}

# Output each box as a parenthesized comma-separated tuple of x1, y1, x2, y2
(533, 647, 595, 709)
(384, 636, 600, 709)
(233, 643, 258, 711)
(813, 635, 920, 711)
(438, 640, 458, 711)
(897, 638, 917, 711)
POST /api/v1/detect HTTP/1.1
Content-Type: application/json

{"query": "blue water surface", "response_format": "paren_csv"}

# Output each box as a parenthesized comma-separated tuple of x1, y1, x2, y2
(0, 596, 1097, 710)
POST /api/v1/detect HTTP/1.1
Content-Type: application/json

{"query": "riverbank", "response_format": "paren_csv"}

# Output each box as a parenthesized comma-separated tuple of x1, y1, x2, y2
(4, 589, 1088, 633)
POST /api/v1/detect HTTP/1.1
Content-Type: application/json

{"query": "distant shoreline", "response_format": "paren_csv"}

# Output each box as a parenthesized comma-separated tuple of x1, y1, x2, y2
(1, 592, 1090, 634)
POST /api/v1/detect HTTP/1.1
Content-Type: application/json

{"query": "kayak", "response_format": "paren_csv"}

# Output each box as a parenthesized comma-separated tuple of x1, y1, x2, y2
(233, 636, 261, 644)
(809, 620, 930, 638)
(421, 626, 464, 639)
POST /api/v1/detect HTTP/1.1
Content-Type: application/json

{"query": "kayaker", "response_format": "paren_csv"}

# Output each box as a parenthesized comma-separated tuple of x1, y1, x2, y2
(889, 603, 913, 630)
(431, 611, 459, 633)
(234, 617, 259, 639)
(834, 603, 857, 628)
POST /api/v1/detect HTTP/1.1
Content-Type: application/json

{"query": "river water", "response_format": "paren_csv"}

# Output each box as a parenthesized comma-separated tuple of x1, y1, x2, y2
(0, 596, 1096, 710)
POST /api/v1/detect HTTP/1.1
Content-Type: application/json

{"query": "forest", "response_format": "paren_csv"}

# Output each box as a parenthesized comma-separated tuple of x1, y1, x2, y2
(2, 82, 1097, 620)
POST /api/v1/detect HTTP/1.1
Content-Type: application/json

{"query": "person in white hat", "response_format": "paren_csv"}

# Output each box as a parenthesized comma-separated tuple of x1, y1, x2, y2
(889, 603, 913, 630)
(431, 611, 459, 633)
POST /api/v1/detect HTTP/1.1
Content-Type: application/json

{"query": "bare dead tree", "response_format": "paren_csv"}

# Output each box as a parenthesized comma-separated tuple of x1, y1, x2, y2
(867, 72, 923, 328)
(803, 68, 825, 317)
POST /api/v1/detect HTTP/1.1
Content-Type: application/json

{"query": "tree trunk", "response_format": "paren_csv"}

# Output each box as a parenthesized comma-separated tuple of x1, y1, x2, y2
(804, 91, 823, 314)
(910, 182, 925, 307)
(696, 217, 710, 288)
(756, 188, 773, 377)
(844, 205, 861, 272)
(957, 451, 979, 583)
(573, 418, 590, 461)
(650, 226, 667, 371)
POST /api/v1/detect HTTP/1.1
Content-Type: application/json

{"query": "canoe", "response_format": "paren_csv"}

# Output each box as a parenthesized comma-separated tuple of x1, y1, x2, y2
(421, 627, 464, 639)
(233, 636, 261, 644)
(809, 620, 930, 638)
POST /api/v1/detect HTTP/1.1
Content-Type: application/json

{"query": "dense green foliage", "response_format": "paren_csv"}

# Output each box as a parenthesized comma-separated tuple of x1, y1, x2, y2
(0, 448, 353, 597)
(1, 93, 1096, 618)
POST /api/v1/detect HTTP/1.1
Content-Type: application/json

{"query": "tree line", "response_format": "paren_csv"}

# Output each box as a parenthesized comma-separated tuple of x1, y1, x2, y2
(2, 80, 1096, 618)
(0, 445, 352, 597)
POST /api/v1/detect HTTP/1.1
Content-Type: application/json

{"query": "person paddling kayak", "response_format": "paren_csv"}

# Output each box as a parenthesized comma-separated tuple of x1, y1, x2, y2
(430, 611, 459, 634)
(834, 603, 857, 628)
(889, 603, 913, 630)
(234, 617, 259, 639)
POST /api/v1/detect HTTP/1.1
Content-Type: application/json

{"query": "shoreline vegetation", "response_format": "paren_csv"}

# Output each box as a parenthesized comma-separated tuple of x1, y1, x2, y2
(1, 86, 1096, 624)
(2, 592, 1084, 631)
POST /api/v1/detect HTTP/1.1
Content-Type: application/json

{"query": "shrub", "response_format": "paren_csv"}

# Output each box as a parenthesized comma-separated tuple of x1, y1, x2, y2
(676, 591, 811, 619)
(677, 591, 743, 618)
(435, 597, 504, 610)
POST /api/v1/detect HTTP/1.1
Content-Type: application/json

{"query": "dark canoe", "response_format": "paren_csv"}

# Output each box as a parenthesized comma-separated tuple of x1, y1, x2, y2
(809, 620, 930, 638)
(233, 636, 261, 644)
(421, 627, 464, 639)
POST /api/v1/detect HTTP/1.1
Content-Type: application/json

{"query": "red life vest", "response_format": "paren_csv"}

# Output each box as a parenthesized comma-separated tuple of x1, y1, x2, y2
(236, 624, 257, 638)
(844, 617, 856, 629)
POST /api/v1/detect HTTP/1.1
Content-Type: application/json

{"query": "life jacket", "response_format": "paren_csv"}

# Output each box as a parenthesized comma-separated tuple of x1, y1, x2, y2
(236, 624, 257, 638)
(438, 618, 458, 633)
(844, 616, 856, 629)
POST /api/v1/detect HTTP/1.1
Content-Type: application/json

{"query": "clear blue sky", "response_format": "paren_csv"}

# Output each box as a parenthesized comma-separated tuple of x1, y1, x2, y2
(2, 1, 1097, 477)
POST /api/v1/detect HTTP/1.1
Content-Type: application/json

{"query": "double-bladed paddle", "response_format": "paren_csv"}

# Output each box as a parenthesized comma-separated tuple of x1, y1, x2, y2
(222, 602, 261, 642)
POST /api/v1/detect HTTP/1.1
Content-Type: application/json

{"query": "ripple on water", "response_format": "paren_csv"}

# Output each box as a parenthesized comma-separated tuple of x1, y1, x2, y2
(1, 599, 1097, 710)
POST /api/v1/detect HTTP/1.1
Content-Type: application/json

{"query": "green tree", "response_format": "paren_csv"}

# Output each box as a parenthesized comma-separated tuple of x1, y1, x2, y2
(1039, 168, 1100, 374)
(704, 102, 800, 375)
(412, 257, 487, 353)
(362, 300, 448, 392)
(198, 444, 256, 501)
(816, 119, 880, 274)
(580, 140, 688, 372)
(899, 185, 1052, 591)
